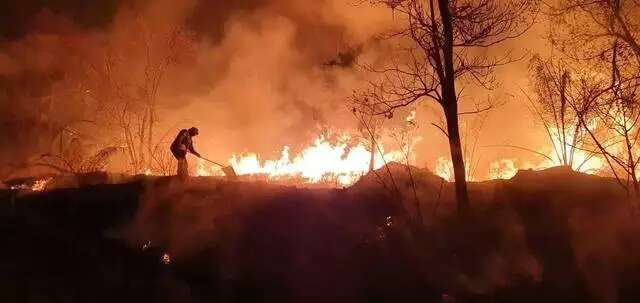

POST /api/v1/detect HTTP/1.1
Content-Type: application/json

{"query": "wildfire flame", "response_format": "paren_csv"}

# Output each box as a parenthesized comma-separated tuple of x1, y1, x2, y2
(195, 124, 604, 186)
(435, 157, 454, 181)
(188, 114, 606, 184)
(31, 178, 52, 191)
(489, 159, 519, 180)
(434, 157, 478, 182)
(10, 177, 52, 191)
(485, 124, 603, 180)
(197, 135, 406, 186)
(540, 126, 603, 173)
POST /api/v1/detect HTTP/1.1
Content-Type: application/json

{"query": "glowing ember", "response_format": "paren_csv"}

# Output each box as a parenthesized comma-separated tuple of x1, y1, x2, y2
(197, 135, 405, 186)
(385, 216, 393, 227)
(142, 240, 151, 251)
(161, 253, 172, 264)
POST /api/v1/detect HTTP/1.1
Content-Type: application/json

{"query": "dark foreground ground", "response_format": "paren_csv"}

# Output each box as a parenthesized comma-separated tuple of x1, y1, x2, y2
(1, 165, 640, 303)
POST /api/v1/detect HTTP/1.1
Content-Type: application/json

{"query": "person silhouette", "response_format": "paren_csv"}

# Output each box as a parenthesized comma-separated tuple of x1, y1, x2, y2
(170, 127, 200, 179)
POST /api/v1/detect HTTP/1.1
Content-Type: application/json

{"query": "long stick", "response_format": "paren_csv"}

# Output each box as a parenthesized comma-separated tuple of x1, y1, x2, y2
(199, 156, 226, 168)
(198, 156, 238, 178)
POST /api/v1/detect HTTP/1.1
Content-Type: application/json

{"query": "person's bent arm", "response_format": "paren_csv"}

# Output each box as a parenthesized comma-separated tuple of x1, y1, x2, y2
(188, 142, 200, 158)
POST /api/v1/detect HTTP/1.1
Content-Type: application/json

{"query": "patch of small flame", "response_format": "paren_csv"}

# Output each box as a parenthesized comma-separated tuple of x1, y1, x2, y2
(31, 177, 52, 191)
(435, 157, 454, 181)
(539, 126, 603, 173)
(196, 158, 224, 177)
(489, 159, 518, 179)
(434, 157, 476, 181)
(492, 125, 604, 179)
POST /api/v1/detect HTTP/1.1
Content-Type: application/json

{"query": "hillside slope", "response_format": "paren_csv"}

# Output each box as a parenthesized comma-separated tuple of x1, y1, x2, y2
(1, 167, 639, 303)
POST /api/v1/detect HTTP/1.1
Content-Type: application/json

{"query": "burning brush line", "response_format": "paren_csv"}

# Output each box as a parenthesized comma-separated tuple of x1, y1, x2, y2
(436, 124, 605, 182)
(9, 177, 53, 192)
(197, 134, 408, 186)
(508, 123, 604, 180)
(195, 128, 606, 186)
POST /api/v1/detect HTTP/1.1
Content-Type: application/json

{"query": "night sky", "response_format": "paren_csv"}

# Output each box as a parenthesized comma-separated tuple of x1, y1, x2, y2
(0, 0, 118, 39)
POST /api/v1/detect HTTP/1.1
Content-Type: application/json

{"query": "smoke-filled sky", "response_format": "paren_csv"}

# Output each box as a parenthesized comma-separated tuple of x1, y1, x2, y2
(0, 0, 552, 179)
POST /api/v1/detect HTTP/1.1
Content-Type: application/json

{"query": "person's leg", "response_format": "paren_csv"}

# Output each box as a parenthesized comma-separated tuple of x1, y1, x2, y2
(177, 157, 188, 180)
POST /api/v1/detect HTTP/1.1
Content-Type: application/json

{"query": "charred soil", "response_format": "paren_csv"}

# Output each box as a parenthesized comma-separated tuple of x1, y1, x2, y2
(1, 166, 640, 303)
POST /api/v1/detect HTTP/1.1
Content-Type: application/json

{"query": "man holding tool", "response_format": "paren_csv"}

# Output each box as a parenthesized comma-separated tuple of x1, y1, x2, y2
(170, 127, 237, 179)
(170, 127, 200, 179)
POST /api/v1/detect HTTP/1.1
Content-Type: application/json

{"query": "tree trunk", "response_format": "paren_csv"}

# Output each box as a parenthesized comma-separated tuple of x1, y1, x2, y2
(438, 0, 471, 213)
(444, 104, 470, 213)
(147, 106, 155, 170)
(369, 138, 375, 172)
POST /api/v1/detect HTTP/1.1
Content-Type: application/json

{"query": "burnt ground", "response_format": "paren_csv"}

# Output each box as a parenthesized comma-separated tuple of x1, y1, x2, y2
(2, 165, 640, 303)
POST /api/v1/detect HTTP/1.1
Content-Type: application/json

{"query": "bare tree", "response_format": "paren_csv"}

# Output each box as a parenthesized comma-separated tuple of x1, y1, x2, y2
(84, 19, 194, 174)
(574, 56, 640, 198)
(531, 49, 640, 200)
(350, 95, 388, 172)
(389, 110, 424, 224)
(526, 55, 594, 170)
(356, 0, 538, 212)
(350, 96, 402, 195)
(545, 0, 640, 202)
(549, 0, 640, 65)
(33, 131, 121, 175)
(148, 128, 179, 175)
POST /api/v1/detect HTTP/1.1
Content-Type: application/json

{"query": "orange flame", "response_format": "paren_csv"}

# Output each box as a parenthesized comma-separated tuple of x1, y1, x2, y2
(486, 124, 603, 180)
(31, 177, 52, 191)
(197, 135, 406, 186)
(488, 159, 518, 179)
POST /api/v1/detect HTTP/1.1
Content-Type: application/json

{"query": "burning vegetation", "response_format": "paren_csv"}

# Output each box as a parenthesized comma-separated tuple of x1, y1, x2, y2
(2, 0, 640, 302)
(0, 0, 629, 193)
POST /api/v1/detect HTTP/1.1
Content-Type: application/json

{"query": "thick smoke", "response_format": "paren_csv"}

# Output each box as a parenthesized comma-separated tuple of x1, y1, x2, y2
(0, 0, 394, 177)
(0, 0, 547, 179)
